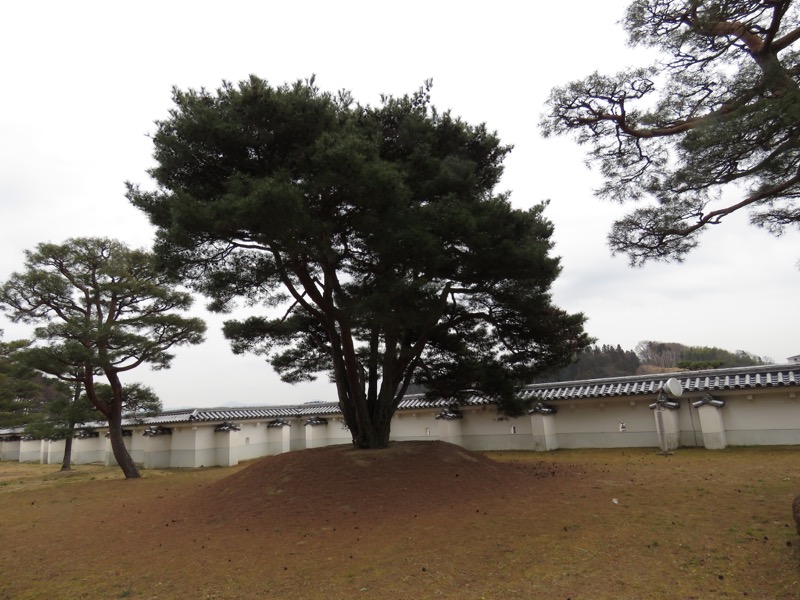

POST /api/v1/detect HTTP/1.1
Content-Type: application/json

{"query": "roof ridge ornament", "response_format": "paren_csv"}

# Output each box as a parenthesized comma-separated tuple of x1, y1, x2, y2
(143, 426, 172, 437)
(435, 406, 463, 420)
(651, 378, 683, 456)
(528, 402, 557, 415)
(649, 378, 683, 411)
(691, 393, 725, 408)
(214, 421, 241, 432)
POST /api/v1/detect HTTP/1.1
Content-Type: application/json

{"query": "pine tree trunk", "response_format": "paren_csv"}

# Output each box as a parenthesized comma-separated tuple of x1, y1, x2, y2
(107, 411, 140, 479)
(60, 432, 73, 472)
(350, 423, 391, 449)
(332, 327, 396, 449)
(60, 383, 81, 471)
(346, 403, 394, 449)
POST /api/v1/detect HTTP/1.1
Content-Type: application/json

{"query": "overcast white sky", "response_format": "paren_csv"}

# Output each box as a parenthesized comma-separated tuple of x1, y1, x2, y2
(1, 1, 797, 410)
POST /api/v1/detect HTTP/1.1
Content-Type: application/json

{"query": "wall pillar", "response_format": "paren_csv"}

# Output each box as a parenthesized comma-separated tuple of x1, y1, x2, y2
(305, 421, 328, 449)
(45, 439, 66, 465)
(169, 426, 213, 468)
(215, 429, 239, 467)
(437, 418, 463, 447)
(653, 408, 680, 451)
(266, 422, 299, 454)
(264, 424, 286, 455)
(530, 413, 558, 451)
(278, 425, 291, 454)
(696, 404, 728, 449)
(289, 420, 306, 452)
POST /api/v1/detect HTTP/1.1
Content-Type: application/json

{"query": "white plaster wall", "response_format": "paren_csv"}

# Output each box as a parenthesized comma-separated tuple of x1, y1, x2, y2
(298, 419, 352, 450)
(265, 426, 288, 456)
(44, 439, 66, 465)
(1, 439, 20, 461)
(325, 418, 352, 446)
(720, 393, 800, 445)
(128, 430, 146, 465)
(165, 426, 215, 468)
(460, 407, 534, 451)
(390, 411, 439, 442)
(19, 439, 44, 463)
(5, 387, 800, 469)
(72, 437, 105, 464)
(549, 398, 659, 449)
(236, 423, 270, 462)
(143, 433, 173, 469)
(305, 424, 328, 449)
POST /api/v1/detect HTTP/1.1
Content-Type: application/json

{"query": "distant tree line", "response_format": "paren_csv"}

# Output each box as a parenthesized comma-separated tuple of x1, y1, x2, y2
(534, 345, 638, 382)
(536, 344, 641, 382)
(0, 330, 163, 471)
(636, 341, 769, 371)
(0, 238, 204, 478)
(537, 341, 769, 382)
(0, 335, 65, 430)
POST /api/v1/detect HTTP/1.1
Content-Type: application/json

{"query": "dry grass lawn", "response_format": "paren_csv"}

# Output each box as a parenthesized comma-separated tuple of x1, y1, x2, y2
(1, 442, 799, 599)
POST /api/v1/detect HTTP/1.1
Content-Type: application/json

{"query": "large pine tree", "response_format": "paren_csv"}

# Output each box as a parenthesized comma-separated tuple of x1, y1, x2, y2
(129, 77, 591, 449)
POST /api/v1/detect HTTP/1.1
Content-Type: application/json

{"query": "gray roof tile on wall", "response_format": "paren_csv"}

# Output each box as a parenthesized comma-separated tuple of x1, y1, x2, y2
(524, 364, 800, 401)
(132, 394, 495, 426)
(7, 365, 792, 436)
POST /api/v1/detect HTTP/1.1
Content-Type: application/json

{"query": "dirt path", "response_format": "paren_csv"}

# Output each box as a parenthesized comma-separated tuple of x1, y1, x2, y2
(1, 443, 798, 599)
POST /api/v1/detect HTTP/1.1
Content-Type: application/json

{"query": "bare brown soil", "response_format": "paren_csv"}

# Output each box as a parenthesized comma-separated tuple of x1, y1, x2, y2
(1, 442, 799, 599)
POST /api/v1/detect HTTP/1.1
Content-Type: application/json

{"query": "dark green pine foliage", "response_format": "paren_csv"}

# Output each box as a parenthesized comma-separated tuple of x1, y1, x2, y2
(542, 0, 800, 265)
(539, 344, 642, 382)
(675, 345, 767, 369)
(21, 381, 160, 472)
(0, 238, 206, 478)
(0, 336, 43, 428)
(88, 382, 162, 422)
(129, 77, 591, 449)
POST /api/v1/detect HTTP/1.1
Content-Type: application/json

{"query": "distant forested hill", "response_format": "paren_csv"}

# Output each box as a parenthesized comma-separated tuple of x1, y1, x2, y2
(535, 342, 769, 383)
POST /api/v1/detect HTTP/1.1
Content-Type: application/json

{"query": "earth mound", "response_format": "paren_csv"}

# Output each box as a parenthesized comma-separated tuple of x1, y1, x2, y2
(185, 441, 539, 527)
